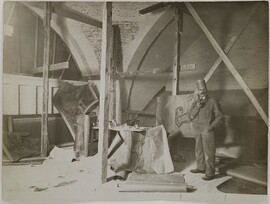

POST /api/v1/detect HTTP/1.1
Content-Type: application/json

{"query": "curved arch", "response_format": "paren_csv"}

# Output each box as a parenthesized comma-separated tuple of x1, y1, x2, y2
(126, 8, 175, 110)
(24, 3, 99, 76)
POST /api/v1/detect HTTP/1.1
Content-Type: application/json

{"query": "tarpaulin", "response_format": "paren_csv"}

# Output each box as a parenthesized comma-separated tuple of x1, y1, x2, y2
(108, 125, 174, 174)
(156, 94, 195, 138)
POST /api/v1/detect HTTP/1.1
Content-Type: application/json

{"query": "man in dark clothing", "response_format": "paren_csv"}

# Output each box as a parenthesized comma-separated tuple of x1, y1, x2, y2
(178, 79, 224, 180)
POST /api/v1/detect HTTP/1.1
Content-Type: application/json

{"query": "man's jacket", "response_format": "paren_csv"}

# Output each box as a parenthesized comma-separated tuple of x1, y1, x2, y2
(188, 97, 224, 133)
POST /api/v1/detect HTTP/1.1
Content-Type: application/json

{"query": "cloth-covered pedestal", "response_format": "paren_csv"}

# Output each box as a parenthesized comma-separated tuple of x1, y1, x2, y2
(108, 125, 174, 174)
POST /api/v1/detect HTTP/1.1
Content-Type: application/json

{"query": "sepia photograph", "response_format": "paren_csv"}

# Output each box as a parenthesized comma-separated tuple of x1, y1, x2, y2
(1, 0, 269, 203)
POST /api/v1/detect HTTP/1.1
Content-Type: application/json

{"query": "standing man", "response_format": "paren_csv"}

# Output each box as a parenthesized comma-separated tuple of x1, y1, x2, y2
(178, 79, 224, 180)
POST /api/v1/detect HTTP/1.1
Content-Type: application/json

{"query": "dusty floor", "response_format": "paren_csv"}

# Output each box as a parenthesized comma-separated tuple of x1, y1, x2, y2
(2, 150, 268, 203)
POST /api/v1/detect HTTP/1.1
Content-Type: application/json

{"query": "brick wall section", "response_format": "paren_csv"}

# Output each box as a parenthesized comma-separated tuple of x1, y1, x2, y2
(64, 2, 163, 70)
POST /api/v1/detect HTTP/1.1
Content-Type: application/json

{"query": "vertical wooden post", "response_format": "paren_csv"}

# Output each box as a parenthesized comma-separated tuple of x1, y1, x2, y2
(34, 15, 39, 69)
(51, 32, 57, 78)
(41, 2, 52, 157)
(4, 2, 16, 40)
(112, 25, 122, 124)
(108, 26, 117, 122)
(170, 7, 183, 159)
(83, 114, 90, 157)
(98, 2, 113, 184)
(16, 4, 21, 73)
(7, 116, 13, 134)
(172, 7, 183, 95)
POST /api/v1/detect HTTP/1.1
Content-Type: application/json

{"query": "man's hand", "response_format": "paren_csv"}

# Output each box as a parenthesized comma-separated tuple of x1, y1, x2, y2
(196, 100, 203, 109)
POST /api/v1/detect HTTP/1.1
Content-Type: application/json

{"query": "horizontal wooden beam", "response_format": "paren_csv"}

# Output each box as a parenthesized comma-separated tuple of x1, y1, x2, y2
(186, 2, 268, 126)
(139, 3, 169, 14)
(53, 3, 102, 28)
(118, 65, 195, 78)
(139, 2, 191, 16)
(3, 73, 87, 87)
(6, 132, 30, 137)
(34, 62, 69, 74)
(125, 110, 156, 117)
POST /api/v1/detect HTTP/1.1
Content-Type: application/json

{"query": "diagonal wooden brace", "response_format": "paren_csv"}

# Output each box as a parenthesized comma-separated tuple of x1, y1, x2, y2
(204, 4, 261, 83)
(185, 2, 268, 126)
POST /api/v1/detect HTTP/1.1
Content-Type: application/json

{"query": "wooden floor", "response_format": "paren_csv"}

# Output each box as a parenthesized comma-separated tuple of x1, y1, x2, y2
(2, 150, 268, 203)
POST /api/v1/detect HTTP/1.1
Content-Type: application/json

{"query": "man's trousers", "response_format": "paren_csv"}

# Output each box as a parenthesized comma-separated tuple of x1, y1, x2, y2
(194, 131, 216, 177)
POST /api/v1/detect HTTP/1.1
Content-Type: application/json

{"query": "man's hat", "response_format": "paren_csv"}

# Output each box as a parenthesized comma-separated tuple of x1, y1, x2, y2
(196, 79, 207, 90)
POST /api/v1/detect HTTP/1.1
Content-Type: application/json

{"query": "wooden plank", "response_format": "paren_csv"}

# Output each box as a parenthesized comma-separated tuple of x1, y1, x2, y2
(4, 24, 13, 36)
(112, 25, 122, 124)
(41, 2, 52, 157)
(37, 86, 43, 114)
(16, 156, 46, 162)
(36, 86, 53, 114)
(109, 25, 119, 122)
(16, 5, 21, 73)
(5, 116, 15, 162)
(3, 143, 14, 162)
(98, 2, 112, 184)
(19, 86, 36, 114)
(52, 87, 59, 114)
(6, 2, 16, 24)
(7, 116, 13, 133)
(18, 85, 21, 115)
(125, 110, 156, 117)
(34, 15, 39, 69)
(59, 69, 66, 80)
(3, 74, 87, 87)
(51, 32, 57, 78)
(139, 3, 169, 14)
(53, 3, 102, 28)
(172, 8, 183, 95)
(171, 8, 183, 160)
(34, 61, 69, 74)
(59, 54, 72, 79)
(48, 87, 53, 114)
(83, 115, 90, 157)
(6, 132, 30, 137)
(185, 2, 268, 126)
(52, 32, 56, 64)
(4, 2, 16, 38)
(204, 3, 261, 83)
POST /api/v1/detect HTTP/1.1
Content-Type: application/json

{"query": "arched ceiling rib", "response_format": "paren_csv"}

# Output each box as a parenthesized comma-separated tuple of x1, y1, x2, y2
(23, 3, 100, 77)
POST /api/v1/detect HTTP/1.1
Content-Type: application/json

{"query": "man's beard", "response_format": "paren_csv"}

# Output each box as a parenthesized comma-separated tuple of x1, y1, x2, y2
(199, 93, 207, 100)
